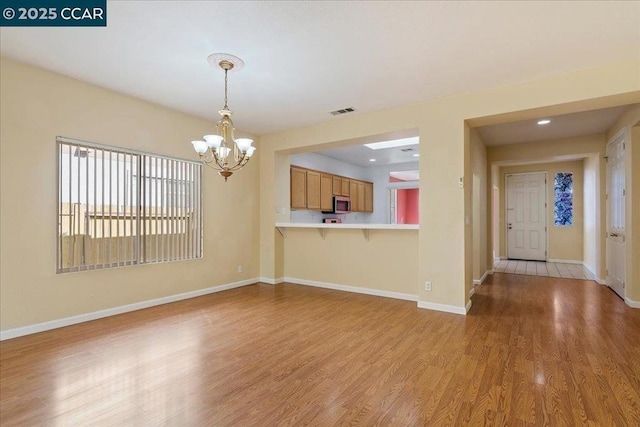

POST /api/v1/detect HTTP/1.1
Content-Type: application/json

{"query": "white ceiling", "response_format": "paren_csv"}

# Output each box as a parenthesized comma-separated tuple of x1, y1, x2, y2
(318, 141, 419, 168)
(390, 170, 420, 182)
(1, 2, 638, 136)
(476, 104, 636, 146)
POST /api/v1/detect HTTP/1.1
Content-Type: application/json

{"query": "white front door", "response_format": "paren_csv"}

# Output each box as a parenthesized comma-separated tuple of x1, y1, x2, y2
(606, 134, 626, 299)
(506, 173, 547, 261)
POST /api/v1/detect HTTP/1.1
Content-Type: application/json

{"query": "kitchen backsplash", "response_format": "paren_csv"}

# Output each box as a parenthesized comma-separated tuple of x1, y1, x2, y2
(290, 209, 372, 224)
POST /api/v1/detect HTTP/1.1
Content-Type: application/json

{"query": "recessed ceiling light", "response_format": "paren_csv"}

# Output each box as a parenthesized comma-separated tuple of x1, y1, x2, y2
(413, 153, 420, 157)
(369, 158, 376, 162)
(364, 137, 419, 150)
(537, 119, 551, 125)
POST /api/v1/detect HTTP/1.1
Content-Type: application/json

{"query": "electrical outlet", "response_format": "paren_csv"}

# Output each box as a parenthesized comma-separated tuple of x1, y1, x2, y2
(237, 265, 243, 273)
(425, 281, 432, 291)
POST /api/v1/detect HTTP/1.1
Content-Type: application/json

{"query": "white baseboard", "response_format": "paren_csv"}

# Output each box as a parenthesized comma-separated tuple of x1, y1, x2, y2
(548, 258, 583, 265)
(625, 297, 640, 308)
(469, 286, 476, 297)
(581, 264, 606, 285)
(283, 277, 418, 302)
(0, 277, 259, 341)
(417, 300, 470, 315)
(473, 270, 491, 285)
(259, 277, 284, 285)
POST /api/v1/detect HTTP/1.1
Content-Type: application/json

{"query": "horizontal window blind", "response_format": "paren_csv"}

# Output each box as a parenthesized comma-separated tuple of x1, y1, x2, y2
(57, 137, 202, 273)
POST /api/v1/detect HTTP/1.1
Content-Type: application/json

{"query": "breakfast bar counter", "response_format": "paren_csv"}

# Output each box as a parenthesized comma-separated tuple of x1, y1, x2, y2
(275, 222, 418, 240)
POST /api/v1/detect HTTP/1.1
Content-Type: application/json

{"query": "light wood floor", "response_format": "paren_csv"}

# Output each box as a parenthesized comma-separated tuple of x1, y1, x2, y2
(1, 275, 639, 426)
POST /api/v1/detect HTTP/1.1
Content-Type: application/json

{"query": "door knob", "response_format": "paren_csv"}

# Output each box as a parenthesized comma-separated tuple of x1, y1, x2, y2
(609, 232, 619, 237)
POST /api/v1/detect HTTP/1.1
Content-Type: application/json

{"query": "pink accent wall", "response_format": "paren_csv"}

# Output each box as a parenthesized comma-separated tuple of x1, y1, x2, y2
(405, 189, 419, 224)
(396, 188, 408, 224)
(395, 188, 419, 224)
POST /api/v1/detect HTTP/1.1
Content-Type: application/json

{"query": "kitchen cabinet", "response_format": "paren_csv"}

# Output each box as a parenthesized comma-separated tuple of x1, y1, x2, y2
(291, 167, 306, 209)
(290, 166, 373, 213)
(321, 174, 333, 211)
(332, 176, 342, 196)
(349, 180, 358, 211)
(341, 178, 350, 196)
(356, 181, 365, 212)
(364, 182, 373, 212)
(306, 170, 321, 210)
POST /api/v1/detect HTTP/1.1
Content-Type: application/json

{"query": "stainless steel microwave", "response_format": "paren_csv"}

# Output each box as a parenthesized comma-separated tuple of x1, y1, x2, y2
(324, 196, 351, 214)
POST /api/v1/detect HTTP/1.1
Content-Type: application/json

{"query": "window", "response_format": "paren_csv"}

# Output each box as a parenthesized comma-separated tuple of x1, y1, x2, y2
(554, 172, 573, 226)
(57, 137, 202, 273)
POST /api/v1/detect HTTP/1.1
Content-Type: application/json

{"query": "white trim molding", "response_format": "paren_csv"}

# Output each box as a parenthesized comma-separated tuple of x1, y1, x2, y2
(0, 278, 259, 341)
(582, 264, 606, 285)
(417, 300, 471, 315)
(258, 277, 284, 285)
(548, 258, 584, 265)
(473, 270, 491, 285)
(283, 277, 418, 302)
(625, 297, 640, 308)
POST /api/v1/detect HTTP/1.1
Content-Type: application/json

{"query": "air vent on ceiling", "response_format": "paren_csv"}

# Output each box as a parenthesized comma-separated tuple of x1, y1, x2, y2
(400, 147, 415, 152)
(330, 107, 356, 116)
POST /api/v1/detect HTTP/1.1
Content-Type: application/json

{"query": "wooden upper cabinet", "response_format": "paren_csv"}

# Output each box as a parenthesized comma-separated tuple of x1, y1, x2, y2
(332, 176, 342, 196)
(341, 178, 350, 197)
(364, 182, 373, 212)
(356, 181, 365, 212)
(290, 167, 373, 213)
(306, 170, 321, 210)
(290, 167, 306, 209)
(349, 180, 358, 211)
(320, 174, 333, 211)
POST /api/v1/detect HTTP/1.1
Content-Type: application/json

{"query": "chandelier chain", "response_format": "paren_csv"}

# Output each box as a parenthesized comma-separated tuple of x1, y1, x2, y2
(223, 69, 229, 109)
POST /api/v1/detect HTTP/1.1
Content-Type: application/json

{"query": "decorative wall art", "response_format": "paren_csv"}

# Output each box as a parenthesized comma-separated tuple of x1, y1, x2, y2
(554, 172, 573, 226)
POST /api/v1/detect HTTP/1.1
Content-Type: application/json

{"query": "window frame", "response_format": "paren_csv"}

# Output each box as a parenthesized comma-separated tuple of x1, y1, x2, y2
(56, 136, 203, 273)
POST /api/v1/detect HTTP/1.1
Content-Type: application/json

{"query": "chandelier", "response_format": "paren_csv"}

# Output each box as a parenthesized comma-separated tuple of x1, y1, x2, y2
(191, 53, 255, 181)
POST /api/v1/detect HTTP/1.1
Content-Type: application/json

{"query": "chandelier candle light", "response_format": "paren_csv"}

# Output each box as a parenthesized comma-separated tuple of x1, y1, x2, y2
(191, 53, 255, 181)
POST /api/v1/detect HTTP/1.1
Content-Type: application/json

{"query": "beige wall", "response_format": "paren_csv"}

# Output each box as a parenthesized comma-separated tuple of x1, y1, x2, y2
(283, 229, 418, 296)
(606, 104, 640, 303)
(470, 128, 488, 280)
(583, 154, 600, 275)
(0, 58, 260, 330)
(498, 161, 584, 261)
(259, 59, 640, 312)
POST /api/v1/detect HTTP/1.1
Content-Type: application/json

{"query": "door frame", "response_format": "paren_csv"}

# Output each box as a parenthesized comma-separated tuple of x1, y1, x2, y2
(387, 181, 418, 224)
(505, 171, 548, 261)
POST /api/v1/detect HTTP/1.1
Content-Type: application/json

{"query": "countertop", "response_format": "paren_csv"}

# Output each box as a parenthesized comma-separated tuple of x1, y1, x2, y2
(275, 222, 419, 230)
